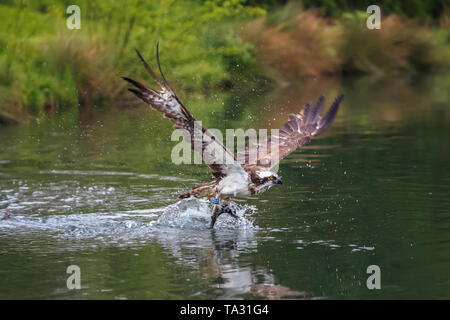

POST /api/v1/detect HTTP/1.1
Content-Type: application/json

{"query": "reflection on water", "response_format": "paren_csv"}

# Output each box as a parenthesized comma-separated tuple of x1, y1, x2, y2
(1, 74, 450, 299)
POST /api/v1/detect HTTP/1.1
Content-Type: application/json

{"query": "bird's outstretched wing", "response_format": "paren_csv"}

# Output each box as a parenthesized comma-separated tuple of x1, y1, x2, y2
(123, 44, 245, 179)
(240, 94, 343, 170)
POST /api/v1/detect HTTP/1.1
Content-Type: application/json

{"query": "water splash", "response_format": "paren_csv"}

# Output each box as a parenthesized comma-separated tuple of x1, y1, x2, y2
(153, 197, 256, 231)
(0, 197, 257, 244)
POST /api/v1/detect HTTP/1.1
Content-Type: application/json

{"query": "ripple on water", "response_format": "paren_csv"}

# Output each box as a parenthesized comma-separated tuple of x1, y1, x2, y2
(39, 170, 198, 182)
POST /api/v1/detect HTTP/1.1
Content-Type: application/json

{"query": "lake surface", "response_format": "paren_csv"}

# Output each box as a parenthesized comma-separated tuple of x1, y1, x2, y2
(1, 74, 449, 299)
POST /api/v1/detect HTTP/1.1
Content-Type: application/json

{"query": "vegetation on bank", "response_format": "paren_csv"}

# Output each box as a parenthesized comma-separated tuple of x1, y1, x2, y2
(243, 2, 450, 80)
(0, 0, 266, 123)
(0, 0, 449, 124)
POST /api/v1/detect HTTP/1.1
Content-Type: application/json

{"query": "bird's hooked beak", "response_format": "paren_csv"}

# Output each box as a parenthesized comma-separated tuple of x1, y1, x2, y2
(274, 178, 282, 185)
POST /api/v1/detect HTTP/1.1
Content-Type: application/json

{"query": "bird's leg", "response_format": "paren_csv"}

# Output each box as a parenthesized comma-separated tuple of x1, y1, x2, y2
(210, 193, 223, 229)
(210, 196, 240, 228)
(210, 204, 223, 228)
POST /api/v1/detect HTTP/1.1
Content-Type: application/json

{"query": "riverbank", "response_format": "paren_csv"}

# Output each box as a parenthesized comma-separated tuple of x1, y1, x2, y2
(0, 1, 266, 124)
(0, 1, 449, 124)
(242, 5, 450, 80)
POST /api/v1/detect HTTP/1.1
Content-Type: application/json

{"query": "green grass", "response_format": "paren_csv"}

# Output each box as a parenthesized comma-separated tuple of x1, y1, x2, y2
(0, 0, 266, 123)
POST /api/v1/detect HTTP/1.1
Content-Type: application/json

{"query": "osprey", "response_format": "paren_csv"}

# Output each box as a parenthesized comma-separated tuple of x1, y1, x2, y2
(123, 44, 343, 228)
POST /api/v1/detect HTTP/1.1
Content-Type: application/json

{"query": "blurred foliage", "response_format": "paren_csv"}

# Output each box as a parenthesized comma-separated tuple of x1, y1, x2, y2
(247, 0, 447, 21)
(243, 7, 450, 79)
(339, 11, 450, 75)
(0, 0, 449, 124)
(0, 0, 266, 123)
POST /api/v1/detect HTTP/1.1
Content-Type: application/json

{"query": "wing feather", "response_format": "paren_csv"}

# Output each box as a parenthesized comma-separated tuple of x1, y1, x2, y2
(123, 44, 245, 179)
(241, 94, 343, 170)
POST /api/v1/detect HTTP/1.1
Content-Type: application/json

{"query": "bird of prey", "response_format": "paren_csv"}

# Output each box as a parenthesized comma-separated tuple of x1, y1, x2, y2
(123, 45, 343, 228)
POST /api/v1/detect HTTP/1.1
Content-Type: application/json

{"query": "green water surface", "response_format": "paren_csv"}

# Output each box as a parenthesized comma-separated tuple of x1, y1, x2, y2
(1, 74, 450, 299)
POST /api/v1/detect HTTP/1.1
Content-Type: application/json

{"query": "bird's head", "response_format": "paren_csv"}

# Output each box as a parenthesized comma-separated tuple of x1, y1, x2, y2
(255, 170, 282, 186)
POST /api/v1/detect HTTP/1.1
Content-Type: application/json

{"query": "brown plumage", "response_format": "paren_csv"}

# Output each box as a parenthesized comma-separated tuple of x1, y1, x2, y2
(123, 44, 241, 180)
(123, 44, 343, 227)
(240, 95, 343, 170)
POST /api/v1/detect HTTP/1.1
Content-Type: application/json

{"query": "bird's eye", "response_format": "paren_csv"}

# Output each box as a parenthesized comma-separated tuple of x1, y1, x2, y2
(269, 176, 275, 181)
